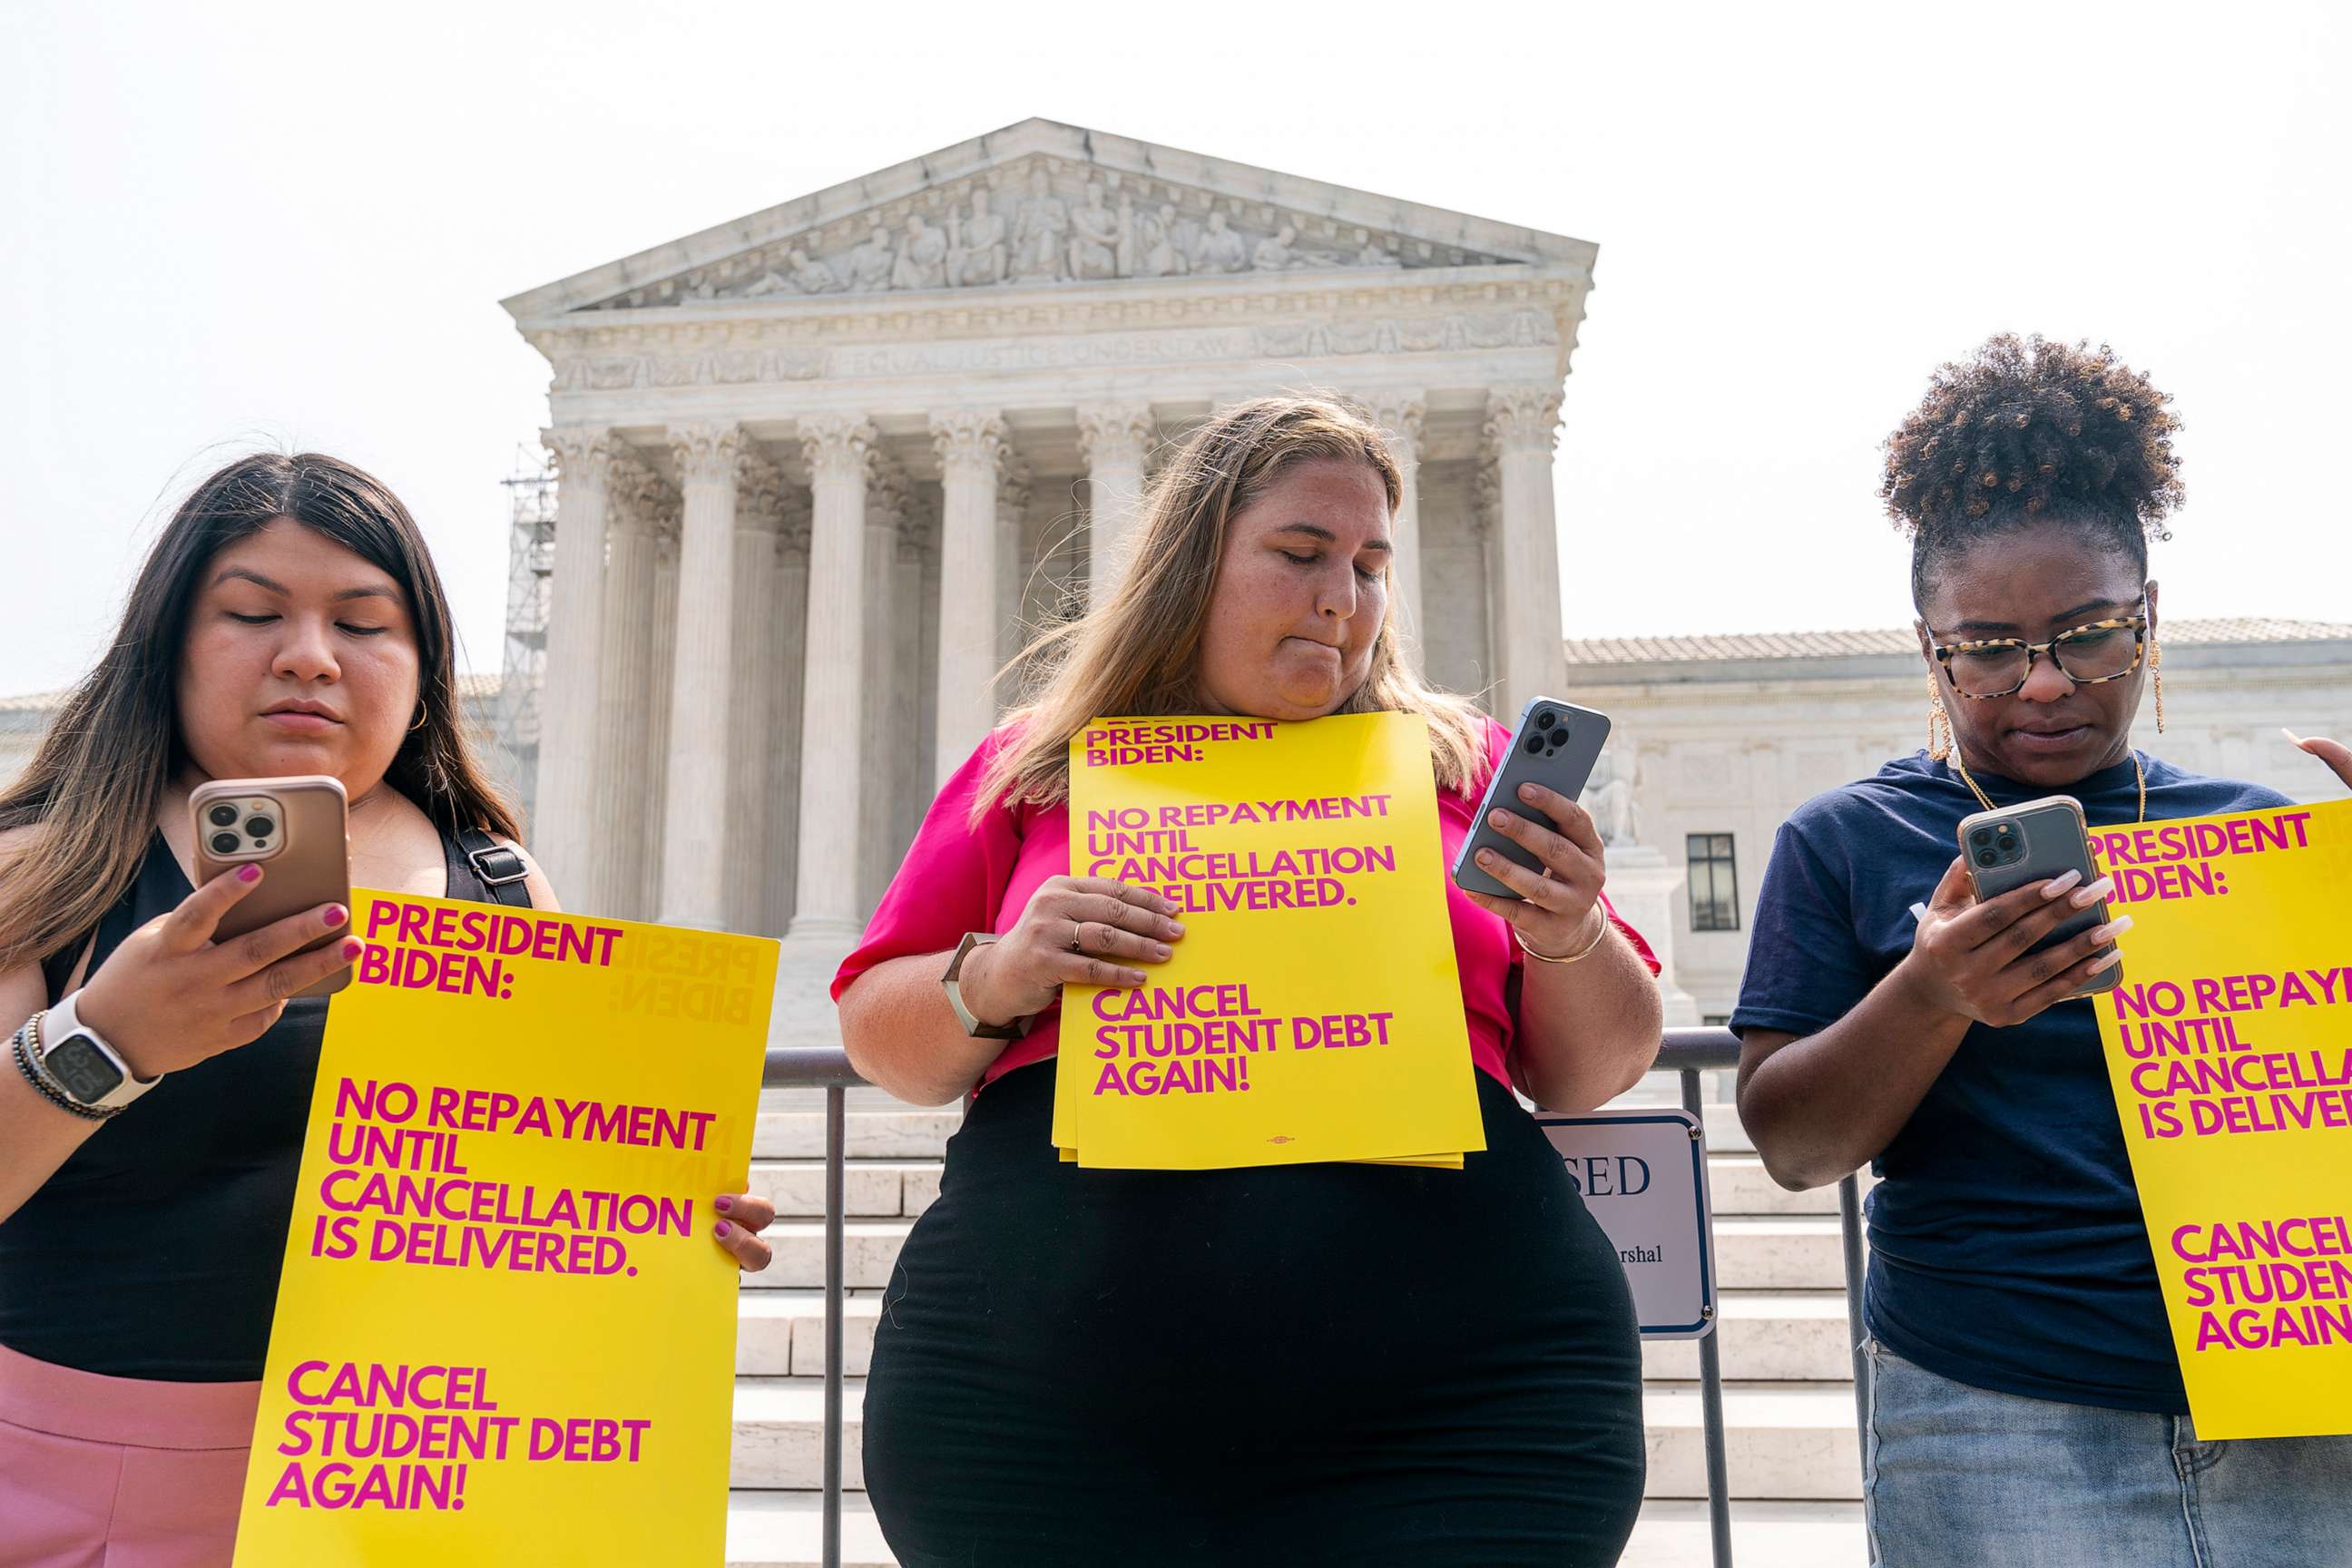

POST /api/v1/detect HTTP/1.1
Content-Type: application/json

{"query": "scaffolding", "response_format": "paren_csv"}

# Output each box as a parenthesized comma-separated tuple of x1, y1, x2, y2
(489, 446, 557, 831)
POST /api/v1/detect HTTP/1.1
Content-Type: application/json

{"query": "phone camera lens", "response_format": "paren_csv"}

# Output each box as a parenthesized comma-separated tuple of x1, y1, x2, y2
(208, 803, 239, 828)
(1975, 848, 2000, 867)
(245, 817, 275, 839)
(1969, 828, 1993, 848)
(211, 832, 240, 856)
(1534, 711, 1555, 730)
(1524, 735, 1544, 755)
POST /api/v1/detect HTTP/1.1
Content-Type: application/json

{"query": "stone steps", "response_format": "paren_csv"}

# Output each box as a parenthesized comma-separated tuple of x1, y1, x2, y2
(746, 1161, 941, 1220)
(726, 1376, 1863, 1500)
(722, 1494, 1867, 1567)
(754, 1110, 963, 1161)
(740, 1212, 1854, 1292)
(736, 1287, 1859, 1383)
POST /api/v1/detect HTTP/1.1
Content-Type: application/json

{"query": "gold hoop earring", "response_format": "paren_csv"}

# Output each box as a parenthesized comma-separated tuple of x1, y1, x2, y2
(408, 703, 430, 733)
(1926, 673, 1953, 761)
(2151, 636, 2165, 734)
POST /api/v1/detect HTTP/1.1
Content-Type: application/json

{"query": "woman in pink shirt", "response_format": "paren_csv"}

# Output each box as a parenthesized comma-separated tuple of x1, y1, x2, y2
(834, 396, 1663, 1566)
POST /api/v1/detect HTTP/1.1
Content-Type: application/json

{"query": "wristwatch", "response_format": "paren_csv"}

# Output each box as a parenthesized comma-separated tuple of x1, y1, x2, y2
(34, 990, 160, 1113)
(942, 933, 1028, 1041)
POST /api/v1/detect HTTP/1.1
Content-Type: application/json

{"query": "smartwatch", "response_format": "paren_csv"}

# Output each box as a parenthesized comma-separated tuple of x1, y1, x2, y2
(941, 933, 1028, 1041)
(34, 991, 159, 1113)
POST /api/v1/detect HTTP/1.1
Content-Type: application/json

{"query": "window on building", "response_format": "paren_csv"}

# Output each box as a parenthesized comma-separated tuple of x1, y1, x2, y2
(1687, 833, 1740, 932)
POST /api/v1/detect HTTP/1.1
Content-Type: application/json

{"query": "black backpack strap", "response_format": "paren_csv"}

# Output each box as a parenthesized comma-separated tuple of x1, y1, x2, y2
(455, 828, 534, 908)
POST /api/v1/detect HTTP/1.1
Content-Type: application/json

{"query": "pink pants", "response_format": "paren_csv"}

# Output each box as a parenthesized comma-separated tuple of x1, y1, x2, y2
(0, 1341, 258, 1568)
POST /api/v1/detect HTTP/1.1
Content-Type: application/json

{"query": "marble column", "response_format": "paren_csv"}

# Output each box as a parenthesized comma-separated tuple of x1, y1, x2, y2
(1076, 402, 1152, 597)
(788, 415, 877, 944)
(641, 505, 681, 920)
(1474, 462, 1505, 710)
(995, 460, 1033, 678)
(858, 464, 911, 910)
(655, 423, 746, 928)
(1485, 387, 1568, 718)
(722, 446, 787, 936)
(889, 502, 930, 857)
(534, 426, 619, 901)
(587, 455, 667, 919)
(1018, 492, 1064, 632)
(916, 500, 940, 800)
(1367, 393, 1426, 649)
(763, 495, 812, 940)
(930, 411, 1008, 787)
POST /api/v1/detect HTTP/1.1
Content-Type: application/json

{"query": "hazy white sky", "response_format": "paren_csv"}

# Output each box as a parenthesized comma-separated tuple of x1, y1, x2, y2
(5, 1, 2345, 695)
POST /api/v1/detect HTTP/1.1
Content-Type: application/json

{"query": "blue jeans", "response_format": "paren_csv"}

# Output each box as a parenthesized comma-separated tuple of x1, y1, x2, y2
(1865, 1339, 2352, 1567)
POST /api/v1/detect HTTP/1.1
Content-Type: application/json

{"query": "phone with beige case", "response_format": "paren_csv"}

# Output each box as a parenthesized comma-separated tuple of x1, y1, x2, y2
(1956, 793, 2120, 998)
(190, 775, 354, 998)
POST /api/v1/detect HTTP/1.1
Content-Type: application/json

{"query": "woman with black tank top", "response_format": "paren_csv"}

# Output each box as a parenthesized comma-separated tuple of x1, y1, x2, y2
(0, 454, 778, 1566)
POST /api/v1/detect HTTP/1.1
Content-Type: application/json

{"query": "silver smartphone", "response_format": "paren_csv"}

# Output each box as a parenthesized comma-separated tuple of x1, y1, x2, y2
(1956, 794, 2121, 996)
(1452, 698, 1613, 899)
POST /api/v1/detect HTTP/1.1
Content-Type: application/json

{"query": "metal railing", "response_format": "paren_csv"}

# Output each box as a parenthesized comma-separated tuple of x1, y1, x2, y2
(762, 1049, 863, 1568)
(760, 1030, 1873, 1568)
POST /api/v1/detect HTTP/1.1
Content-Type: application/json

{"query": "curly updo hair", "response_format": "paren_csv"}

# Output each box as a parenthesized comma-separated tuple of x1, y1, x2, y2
(1882, 334, 2183, 607)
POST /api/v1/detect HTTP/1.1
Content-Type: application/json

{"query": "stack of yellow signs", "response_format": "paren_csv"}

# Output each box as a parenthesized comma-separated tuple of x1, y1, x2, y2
(1054, 711, 1485, 1170)
(2093, 798, 2352, 1439)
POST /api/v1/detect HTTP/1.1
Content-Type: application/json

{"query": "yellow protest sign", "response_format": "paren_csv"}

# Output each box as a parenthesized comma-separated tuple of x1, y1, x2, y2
(1054, 713, 1485, 1170)
(2094, 799, 2352, 1438)
(230, 890, 775, 1565)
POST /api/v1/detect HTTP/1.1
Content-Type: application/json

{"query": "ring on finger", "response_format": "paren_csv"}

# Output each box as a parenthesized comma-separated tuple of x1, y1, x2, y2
(1069, 924, 1085, 954)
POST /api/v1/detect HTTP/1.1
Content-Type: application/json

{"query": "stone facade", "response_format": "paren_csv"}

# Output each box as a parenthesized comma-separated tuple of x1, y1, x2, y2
(502, 119, 1598, 952)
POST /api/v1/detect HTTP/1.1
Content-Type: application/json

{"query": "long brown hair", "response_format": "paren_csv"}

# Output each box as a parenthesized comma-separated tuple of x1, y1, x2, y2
(978, 395, 1490, 819)
(0, 453, 519, 972)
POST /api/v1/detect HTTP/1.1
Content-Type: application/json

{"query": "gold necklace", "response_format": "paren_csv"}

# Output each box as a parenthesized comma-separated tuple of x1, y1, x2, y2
(1948, 745, 2147, 826)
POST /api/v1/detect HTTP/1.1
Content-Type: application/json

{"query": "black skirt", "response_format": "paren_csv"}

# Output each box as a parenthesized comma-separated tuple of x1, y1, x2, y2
(862, 1063, 1645, 1567)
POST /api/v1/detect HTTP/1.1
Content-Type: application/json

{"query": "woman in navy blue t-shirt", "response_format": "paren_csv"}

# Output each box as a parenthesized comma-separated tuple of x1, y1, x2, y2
(1731, 336, 2352, 1567)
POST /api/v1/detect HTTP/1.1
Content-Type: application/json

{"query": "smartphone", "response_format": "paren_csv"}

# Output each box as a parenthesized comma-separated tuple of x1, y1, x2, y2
(1955, 794, 2120, 996)
(1452, 698, 1613, 899)
(190, 775, 354, 999)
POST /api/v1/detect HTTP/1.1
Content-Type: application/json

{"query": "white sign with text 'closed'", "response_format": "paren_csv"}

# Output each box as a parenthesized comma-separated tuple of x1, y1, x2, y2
(1535, 1108, 1717, 1338)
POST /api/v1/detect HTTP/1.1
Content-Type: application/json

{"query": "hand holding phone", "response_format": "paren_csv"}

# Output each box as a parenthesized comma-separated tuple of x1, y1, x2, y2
(1453, 699, 1613, 899)
(191, 775, 355, 999)
(1449, 699, 1622, 961)
(1899, 795, 2130, 1026)
(73, 866, 362, 1083)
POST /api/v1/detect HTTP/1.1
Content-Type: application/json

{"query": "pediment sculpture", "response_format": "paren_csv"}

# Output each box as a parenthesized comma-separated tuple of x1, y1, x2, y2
(590, 161, 1511, 310)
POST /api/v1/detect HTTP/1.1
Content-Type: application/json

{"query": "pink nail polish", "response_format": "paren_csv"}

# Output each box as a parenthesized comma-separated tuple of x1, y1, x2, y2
(713, 1221, 731, 1240)
(341, 938, 363, 960)
(714, 1195, 733, 1212)
(324, 905, 348, 928)
(238, 864, 262, 883)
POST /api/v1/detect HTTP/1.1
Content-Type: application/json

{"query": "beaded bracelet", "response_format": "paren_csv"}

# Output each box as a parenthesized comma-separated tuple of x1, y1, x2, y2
(11, 1014, 116, 1122)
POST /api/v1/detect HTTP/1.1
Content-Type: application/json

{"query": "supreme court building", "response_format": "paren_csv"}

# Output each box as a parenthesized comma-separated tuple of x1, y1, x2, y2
(504, 119, 1598, 956)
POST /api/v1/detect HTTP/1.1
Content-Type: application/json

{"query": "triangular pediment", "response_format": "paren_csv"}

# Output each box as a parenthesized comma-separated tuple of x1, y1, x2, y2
(502, 119, 1594, 320)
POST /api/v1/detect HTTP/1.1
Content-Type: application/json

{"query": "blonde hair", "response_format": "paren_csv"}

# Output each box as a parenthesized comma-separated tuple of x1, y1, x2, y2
(976, 394, 1491, 820)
